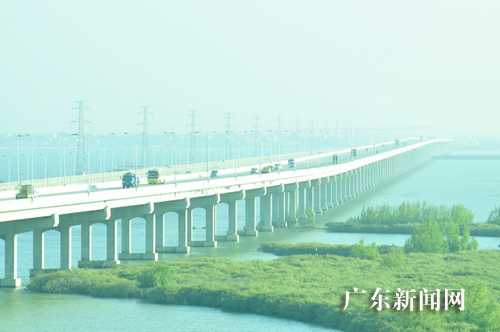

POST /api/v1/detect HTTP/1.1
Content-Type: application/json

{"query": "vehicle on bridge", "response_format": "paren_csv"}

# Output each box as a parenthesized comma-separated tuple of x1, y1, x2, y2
(261, 166, 272, 173)
(122, 172, 140, 188)
(210, 170, 219, 177)
(332, 154, 338, 165)
(15, 185, 37, 199)
(250, 167, 258, 174)
(273, 163, 282, 171)
(147, 169, 165, 184)
(288, 159, 296, 168)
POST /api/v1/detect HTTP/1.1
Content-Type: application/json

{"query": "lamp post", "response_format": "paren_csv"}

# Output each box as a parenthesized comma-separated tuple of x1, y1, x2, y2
(124, 132, 139, 190)
(165, 132, 177, 185)
(39, 154, 47, 186)
(62, 134, 77, 186)
(205, 132, 216, 180)
(102, 133, 115, 182)
(2, 155, 10, 183)
(18, 134, 34, 200)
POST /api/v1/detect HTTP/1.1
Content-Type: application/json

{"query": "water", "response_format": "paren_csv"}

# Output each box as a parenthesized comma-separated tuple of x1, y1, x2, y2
(1, 156, 500, 331)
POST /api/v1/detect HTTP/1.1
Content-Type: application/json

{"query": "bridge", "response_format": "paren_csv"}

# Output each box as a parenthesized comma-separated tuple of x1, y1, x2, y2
(0, 137, 449, 287)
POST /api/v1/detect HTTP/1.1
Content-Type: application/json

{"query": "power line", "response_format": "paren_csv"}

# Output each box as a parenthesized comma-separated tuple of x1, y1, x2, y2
(138, 106, 152, 168)
(72, 101, 90, 175)
(224, 112, 232, 161)
(188, 110, 199, 167)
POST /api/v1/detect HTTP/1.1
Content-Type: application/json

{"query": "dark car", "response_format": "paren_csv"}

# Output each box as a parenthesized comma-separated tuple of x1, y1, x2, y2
(210, 170, 219, 177)
(250, 168, 258, 174)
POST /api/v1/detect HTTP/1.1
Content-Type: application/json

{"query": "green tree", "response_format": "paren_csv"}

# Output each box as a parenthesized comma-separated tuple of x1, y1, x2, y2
(462, 281, 500, 331)
(486, 206, 500, 225)
(404, 219, 449, 253)
(460, 225, 478, 251)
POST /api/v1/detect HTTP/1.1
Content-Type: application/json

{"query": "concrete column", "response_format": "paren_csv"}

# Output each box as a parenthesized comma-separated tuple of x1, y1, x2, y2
(33, 229, 44, 270)
(342, 173, 349, 201)
(121, 218, 131, 254)
(177, 209, 190, 253)
(313, 180, 322, 214)
(275, 191, 287, 227)
(60, 226, 72, 270)
(81, 222, 91, 261)
(226, 200, 239, 241)
(321, 179, 329, 211)
(288, 190, 297, 220)
(187, 209, 193, 244)
(360, 166, 365, 192)
(354, 169, 360, 196)
(204, 205, 217, 246)
(284, 192, 290, 216)
(145, 214, 156, 254)
(155, 213, 165, 248)
(272, 194, 278, 220)
(107, 220, 118, 261)
(242, 197, 258, 236)
(306, 186, 314, 212)
(327, 178, 334, 208)
(298, 187, 306, 214)
(258, 194, 274, 231)
(0, 233, 21, 287)
(335, 175, 341, 204)
(351, 171, 356, 198)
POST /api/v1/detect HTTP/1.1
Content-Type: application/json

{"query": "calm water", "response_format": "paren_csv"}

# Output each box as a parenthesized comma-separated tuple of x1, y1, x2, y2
(1, 157, 500, 331)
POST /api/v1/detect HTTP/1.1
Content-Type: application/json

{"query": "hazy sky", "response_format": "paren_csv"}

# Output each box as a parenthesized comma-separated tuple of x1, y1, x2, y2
(1, 1, 499, 136)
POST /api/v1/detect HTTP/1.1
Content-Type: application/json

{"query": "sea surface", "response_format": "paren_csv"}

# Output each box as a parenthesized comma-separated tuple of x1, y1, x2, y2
(1, 155, 499, 331)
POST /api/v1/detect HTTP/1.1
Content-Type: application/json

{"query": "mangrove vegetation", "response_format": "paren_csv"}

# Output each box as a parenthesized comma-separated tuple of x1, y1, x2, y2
(325, 202, 500, 237)
(28, 249, 500, 331)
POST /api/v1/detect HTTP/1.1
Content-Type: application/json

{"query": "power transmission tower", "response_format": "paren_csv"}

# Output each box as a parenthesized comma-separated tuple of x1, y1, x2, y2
(188, 110, 199, 167)
(72, 101, 90, 175)
(138, 107, 152, 168)
(277, 116, 282, 161)
(224, 112, 232, 161)
(254, 115, 259, 159)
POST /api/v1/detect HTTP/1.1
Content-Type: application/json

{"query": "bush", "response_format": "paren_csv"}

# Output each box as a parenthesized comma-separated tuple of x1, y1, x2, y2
(350, 240, 380, 259)
(380, 247, 406, 268)
(137, 262, 175, 289)
(297, 209, 316, 227)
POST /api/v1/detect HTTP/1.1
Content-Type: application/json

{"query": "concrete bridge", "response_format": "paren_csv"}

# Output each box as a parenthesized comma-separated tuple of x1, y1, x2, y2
(0, 137, 449, 287)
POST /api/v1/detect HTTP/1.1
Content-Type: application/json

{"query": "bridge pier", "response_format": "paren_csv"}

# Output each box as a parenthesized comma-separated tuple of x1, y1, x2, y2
(327, 177, 334, 208)
(297, 182, 308, 215)
(216, 191, 244, 242)
(284, 183, 298, 223)
(60, 225, 72, 269)
(258, 193, 274, 232)
(119, 216, 158, 261)
(239, 188, 263, 236)
(0, 233, 21, 287)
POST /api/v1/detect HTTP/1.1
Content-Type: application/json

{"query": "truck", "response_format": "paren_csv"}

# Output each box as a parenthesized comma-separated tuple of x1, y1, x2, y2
(122, 172, 140, 188)
(147, 168, 165, 184)
(16, 184, 37, 199)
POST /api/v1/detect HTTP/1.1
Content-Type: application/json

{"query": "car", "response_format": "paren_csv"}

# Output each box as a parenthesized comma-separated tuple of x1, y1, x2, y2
(210, 170, 219, 177)
(288, 162, 296, 168)
(273, 163, 282, 171)
(250, 167, 258, 174)
(261, 166, 272, 173)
